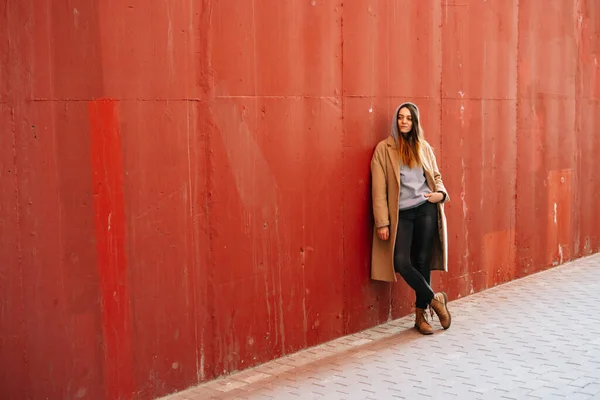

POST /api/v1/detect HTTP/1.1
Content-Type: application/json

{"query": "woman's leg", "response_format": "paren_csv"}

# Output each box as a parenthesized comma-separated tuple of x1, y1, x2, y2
(412, 202, 438, 309)
(394, 208, 435, 305)
(411, 202, 452, 329)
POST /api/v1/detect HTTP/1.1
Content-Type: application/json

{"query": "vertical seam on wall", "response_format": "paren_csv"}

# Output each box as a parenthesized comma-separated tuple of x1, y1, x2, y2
(6, 0, 30, 394)
(439, 0, 444, 163)
(252, 0, 258, 100)
(340, 0, 346, 333)
(439, 0, 446, 292)
(514, 0, 520, 271)
(387, 0, 392, 323)
(573, 0, 583, 257)
(205, 0, 216, 378)
(186, 0, 200, 383)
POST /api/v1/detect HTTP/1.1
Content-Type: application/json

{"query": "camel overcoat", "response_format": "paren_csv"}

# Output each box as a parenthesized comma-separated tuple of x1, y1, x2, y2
(370, 136, 450, 282)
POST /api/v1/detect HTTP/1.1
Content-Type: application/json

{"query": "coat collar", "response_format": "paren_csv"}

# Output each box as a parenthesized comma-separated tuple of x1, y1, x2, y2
(385, 135, 397, 149)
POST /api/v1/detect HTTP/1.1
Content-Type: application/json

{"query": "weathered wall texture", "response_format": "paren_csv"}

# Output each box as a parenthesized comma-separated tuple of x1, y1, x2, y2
(1, 1, 599, 399)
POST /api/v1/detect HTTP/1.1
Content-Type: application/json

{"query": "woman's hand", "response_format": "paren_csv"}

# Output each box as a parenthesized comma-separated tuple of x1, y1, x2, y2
(425, 192, 444, 204)
(377, 226, 390, 241)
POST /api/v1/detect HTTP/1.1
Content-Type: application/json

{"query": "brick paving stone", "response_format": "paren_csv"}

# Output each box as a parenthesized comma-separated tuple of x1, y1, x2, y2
(568, 394, 593, 400)
(579, 384, 600, 396)
(158, 254, 600, 400)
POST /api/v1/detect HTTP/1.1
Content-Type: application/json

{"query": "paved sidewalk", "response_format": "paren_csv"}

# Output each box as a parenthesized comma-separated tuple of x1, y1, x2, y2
(163, 254, 600, 400)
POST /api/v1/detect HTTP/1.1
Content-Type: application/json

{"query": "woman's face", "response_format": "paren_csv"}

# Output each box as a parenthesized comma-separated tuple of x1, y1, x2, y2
(397, 107, 413, 134)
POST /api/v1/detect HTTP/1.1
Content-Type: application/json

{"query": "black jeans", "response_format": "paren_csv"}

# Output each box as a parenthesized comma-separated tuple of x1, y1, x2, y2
(394, 201, 437, 309)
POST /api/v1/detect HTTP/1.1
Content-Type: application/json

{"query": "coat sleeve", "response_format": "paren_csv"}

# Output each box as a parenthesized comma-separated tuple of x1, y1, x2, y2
(427, 143, 450, 203)
(371, 145, 390, 228)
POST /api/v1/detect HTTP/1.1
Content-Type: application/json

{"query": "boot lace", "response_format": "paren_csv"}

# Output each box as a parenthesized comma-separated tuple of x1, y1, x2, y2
(416, 308, 431, 325)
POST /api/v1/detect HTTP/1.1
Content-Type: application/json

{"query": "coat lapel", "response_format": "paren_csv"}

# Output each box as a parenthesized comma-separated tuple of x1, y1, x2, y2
(386, 137, 401, 185)
(419, 145, 432, 174)
(419, 146, 435, 190)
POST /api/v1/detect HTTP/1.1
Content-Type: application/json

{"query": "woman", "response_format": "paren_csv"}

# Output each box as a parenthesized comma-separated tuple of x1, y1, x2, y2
(370, 102, 451, 335)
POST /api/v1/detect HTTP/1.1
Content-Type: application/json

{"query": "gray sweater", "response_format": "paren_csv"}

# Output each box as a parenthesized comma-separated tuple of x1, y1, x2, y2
(398, 163, 432, 210)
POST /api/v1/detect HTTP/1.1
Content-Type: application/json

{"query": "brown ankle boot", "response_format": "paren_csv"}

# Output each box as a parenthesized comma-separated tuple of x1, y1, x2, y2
(430, 292, 451, 329)
(414, 308, 434, 335)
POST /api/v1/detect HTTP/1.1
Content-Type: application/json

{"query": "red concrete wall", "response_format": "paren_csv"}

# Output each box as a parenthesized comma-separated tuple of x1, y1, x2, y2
(1, 1, 599, 399)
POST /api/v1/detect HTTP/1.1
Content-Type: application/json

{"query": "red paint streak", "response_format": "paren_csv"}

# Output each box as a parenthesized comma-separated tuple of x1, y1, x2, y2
(89, 99, 134, 400)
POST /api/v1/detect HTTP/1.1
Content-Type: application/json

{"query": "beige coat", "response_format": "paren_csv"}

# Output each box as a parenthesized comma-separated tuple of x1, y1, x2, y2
(370, 136, 450, 282)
